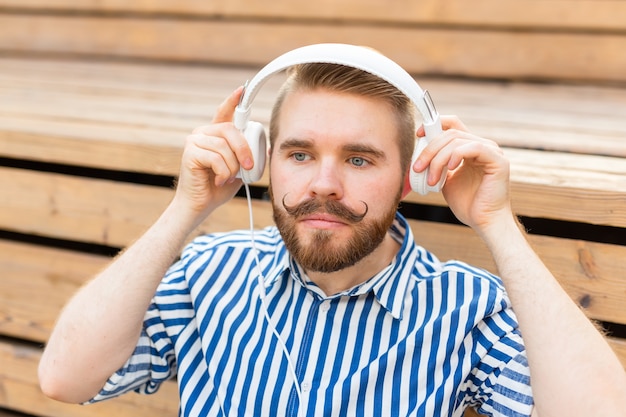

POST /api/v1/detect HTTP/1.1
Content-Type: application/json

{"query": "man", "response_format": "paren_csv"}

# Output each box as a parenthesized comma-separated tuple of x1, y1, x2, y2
(39, 53, 626, 416)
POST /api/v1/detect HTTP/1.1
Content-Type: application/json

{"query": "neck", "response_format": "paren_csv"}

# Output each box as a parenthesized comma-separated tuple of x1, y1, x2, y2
(306, 232, 401, 296)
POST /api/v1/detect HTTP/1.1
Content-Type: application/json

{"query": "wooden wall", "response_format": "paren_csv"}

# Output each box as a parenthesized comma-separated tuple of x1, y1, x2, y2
(1, 1, 625, 416)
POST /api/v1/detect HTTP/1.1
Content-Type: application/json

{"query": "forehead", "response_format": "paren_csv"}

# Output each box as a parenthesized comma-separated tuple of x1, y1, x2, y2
(273, 88, 400, 147)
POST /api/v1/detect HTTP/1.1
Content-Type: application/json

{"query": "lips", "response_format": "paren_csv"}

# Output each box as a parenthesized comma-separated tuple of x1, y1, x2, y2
(299, 212, 349, 229)
(301, 212, 344, 222)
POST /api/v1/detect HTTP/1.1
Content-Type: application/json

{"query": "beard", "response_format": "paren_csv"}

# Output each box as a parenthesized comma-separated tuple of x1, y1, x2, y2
(271, 188, 402, 274)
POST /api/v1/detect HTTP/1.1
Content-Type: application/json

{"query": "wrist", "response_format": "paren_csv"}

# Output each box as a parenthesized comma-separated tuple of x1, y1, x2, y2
(476, 210, 526, 253)
(160, 198, 212, 241)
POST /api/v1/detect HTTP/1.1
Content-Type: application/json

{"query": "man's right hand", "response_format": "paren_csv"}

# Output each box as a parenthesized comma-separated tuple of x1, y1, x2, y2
(172, 87, 256, 227)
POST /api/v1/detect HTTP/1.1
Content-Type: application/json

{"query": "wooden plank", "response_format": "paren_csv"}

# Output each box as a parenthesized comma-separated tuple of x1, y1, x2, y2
(508, 149, 626, 226)
(1, 0, 626, 31)
(0, 58, 277, 175)
(0, 167, 173, 247)
(0, 167, 273, 248)
(0, 340, 178, 417)
(424, 79, 626, 158)
(405, 148, 626, 228)
(2, 159, 625, 248)
(508, 150, 626, 228)
(0, 240, 109, 343)
(0, 115, 185, 175)
(1, 15, 626, 83)
(0, 59, 256, 127)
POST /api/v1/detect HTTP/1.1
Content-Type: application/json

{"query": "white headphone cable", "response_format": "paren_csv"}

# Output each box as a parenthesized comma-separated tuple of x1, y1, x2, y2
(243, 182, 304, 417)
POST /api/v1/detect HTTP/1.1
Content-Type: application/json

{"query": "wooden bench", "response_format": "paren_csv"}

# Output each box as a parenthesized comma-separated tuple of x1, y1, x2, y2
(1, 2, 625, 416)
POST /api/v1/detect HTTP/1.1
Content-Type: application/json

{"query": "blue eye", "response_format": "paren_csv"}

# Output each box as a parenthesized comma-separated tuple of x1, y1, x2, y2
(350, 157, 367, 167)
(292, 152, 308, 162)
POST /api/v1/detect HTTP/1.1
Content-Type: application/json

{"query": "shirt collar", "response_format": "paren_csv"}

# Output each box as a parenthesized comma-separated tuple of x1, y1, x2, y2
(370, 212, 418, 320)
(267, 212, 419, 320)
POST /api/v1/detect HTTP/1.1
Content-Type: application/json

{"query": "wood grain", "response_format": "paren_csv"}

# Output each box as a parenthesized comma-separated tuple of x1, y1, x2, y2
(0, 240, 109, 342)
(0, 340, 178, 417)
(1, 15, 626, 83)
(0, 167, 276, 247)
(2, 0, 626, 31)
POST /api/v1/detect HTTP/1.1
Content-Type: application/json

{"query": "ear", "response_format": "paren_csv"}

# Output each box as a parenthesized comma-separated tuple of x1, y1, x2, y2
(401, 171, 412, 199)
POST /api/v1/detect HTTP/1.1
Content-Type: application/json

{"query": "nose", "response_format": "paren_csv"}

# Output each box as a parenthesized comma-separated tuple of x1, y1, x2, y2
(308, 158, 344, 200)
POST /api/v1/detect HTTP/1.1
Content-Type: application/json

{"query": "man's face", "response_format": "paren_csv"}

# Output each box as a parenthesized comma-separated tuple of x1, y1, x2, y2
(269, 88, 405, 274)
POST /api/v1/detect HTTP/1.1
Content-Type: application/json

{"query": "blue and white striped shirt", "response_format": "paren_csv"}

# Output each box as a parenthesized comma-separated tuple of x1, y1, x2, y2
(90, 213, 534, 416)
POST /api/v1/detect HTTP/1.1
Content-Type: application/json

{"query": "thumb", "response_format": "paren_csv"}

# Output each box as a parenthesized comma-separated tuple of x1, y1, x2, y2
(212, 86, 244, 124)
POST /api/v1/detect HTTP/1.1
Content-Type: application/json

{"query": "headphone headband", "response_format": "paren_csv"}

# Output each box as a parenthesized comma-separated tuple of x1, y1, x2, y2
(233, 43, 438, 130)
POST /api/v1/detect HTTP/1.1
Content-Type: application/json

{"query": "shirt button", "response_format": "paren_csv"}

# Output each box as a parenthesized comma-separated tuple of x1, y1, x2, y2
(320, 301, 331, 313)
(301, 382, 311, 393)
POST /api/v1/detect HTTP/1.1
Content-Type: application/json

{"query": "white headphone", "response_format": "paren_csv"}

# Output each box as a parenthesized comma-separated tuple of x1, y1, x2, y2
(234, 43, 446, 195)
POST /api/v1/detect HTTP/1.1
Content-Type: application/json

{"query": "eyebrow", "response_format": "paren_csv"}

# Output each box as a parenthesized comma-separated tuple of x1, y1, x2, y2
(278, 138, 387, 160)
(278, 138, 314, 151)
(343, 143, 386, 160)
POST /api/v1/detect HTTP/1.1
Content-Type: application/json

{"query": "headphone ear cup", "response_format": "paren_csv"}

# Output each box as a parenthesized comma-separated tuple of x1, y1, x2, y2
(409, 136, 446, 195)
(409, 138, 430, 195)
(238, 121, 267, 184)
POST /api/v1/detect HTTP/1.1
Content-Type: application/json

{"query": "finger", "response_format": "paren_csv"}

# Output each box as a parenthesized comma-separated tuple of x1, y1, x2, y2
(185, 133, 242, 185)
(430, 136, 503, 183)
(191, 123, 254, 171)
(440, 115, 469, 132)
(417, 115, 468, 138)
(211, 86, 245, 124)
(413, 128, 465, 171)
(414, 129, 494, 181)
(185, 134, 235, 177)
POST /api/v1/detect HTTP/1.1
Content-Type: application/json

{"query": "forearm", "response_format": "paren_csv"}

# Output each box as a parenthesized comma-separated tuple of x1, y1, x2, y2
(39, 201, 198, 403)
(480, 215, 626, 417)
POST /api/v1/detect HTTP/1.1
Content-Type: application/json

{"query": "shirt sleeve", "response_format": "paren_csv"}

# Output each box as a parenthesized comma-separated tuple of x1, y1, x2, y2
(462, 306, 535, 416)
(84, 323, 176, 403)
(84, 248, 199, 404)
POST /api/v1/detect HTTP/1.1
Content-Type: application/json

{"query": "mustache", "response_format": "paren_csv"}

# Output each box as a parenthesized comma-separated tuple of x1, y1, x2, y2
(281, 194, 368, 223)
